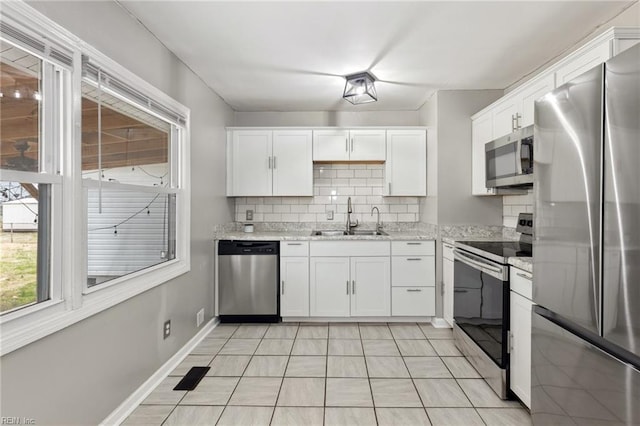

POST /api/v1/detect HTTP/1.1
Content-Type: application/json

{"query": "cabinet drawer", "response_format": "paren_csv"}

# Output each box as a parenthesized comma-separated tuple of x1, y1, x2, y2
(391, 240, 434, 256)
(442, 242, 455, 261)
(391, 256, 435, 287)
(392, 287, 435, 316)
(281, 241, 309, 257)
(510, 267, 532, 300)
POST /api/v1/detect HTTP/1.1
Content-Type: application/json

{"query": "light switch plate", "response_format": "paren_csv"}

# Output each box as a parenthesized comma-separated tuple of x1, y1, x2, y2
(246, 210, 253, 221)
(326, 210, 334, 220)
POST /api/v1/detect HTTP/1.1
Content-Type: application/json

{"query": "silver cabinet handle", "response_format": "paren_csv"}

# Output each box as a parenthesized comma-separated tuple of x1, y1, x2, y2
(352, 280, 355, 294)
(273, 156, 277, 169)
(346, 281, 349, 295)
(407, 289, 422, 292)
(268, 157, 272, 169)
(511, 114, 517, 132)
(516, 272, 532, 280)
(443, 244, 454, 249)
(516, 113, 522, 129)
(407, 242, 422, 245)
(388, 182, 391, 194)
(287, 243, 303, 246)
(345, 138, 348, 152)
(406, 258, 422, 261)
(351, 138, 354, 152)
(281, 280, 285, 295)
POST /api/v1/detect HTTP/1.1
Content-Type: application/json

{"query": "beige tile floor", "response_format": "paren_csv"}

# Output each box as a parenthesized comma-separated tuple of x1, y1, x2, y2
(124, 323, 531, 426)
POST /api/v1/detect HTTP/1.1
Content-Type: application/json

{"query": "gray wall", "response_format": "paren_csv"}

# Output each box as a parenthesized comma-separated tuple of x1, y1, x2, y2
(233, 110, 421, 126)
(418, 90, 504, 317)
(1, 2, 234, 425)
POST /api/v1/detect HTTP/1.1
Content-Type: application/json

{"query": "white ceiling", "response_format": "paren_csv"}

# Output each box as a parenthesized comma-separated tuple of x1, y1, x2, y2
(119, 1, 634, 112)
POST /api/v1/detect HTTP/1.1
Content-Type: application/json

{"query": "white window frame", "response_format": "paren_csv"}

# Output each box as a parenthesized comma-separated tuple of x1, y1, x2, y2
(0, 2, 191, 356)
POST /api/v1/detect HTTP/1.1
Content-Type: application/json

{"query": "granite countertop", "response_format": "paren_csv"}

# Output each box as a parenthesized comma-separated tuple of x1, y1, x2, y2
(508, 257, 533, 273)
(213, 229, 438, 241)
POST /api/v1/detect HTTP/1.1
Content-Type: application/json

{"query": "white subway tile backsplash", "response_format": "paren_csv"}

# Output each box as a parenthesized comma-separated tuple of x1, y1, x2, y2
(234, 164, 420, 224)
(273, 205, 291, 213)
(502, 190, 533, 228)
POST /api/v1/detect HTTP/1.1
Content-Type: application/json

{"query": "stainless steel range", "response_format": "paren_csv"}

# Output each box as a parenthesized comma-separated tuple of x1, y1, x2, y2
(452, 213, 532, 399)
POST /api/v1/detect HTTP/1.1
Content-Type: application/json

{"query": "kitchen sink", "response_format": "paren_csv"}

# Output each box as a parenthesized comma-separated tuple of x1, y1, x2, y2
(310, 229, 388, 236)
(349, 229, 388, 236)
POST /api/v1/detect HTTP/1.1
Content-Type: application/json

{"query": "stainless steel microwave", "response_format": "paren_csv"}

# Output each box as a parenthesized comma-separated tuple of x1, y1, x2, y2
(485, 125, 534, 188)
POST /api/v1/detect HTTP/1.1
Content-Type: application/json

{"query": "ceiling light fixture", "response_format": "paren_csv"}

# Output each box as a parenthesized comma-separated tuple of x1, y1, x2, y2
(343, 72, 377, 104)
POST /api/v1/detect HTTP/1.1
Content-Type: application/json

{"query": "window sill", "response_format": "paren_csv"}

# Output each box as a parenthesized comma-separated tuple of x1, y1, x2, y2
(0, 259, 190, 356)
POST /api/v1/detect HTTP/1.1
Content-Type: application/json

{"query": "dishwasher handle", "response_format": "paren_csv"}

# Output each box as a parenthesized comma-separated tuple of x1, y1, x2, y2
(218, 240, 280, 255)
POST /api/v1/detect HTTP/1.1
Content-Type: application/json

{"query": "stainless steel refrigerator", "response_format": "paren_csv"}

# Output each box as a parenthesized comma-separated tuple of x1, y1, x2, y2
(532, 44, 640, 425)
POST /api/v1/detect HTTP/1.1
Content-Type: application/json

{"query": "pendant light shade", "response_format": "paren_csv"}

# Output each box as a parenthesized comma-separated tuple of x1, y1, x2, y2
(343, 72, 377, 104)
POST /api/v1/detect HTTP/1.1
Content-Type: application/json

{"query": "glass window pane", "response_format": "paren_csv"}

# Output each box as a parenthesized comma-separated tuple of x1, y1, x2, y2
(81, 82, 170, 187)
(0, 42, 42, 172)
(0, 181, 50, 314)
(87, 187, 175, 287)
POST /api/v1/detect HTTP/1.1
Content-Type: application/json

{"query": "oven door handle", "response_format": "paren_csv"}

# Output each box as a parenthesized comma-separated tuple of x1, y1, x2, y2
(454, 249, 506, 279)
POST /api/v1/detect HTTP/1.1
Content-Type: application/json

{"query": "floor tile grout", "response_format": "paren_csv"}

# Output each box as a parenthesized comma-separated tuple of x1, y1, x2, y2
(133, 322, 530, 426)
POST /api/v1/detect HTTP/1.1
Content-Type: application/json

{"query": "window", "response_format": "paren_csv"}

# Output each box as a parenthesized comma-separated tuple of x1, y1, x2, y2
(80, 77, 179, 288)
(0, 2, 190, 356)
(0, 41, 60, 315)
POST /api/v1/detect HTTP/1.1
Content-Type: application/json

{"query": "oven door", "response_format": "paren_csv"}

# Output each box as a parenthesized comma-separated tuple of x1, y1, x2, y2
(454, 249, 509, 368)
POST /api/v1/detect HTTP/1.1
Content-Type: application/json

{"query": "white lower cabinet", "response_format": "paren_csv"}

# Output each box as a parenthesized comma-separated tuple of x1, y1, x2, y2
(509, 267, 533, 408)
(351, 257, 391, 317)
(392, 287, 435, 316)
(442, 242, 454, 326)
(310, 257, 350, 317)
(309, 256, 390, 317)
(391, 240, 436, 316)
(280, 256, 309, 317)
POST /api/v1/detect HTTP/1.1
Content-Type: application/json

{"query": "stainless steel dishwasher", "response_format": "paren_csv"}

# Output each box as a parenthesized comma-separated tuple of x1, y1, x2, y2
(218, 240, 279, 323)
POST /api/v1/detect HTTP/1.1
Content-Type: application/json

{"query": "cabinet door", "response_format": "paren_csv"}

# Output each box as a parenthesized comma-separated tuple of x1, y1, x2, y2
(312, 130, 350, 161)
(443, 255, 454, 326)
(272, 130, 313, 196)
(349, 129, 386, 161)
(492, 97, 520, 138)
(385, 130, 426, 196)
(510, 290, 532, 408)
(229, 130, 272, 196)
(519, 73, 555, 128)
(555, 40, 610, 86)
(280, 257, 309, 317)
(350, 257, 390, 317)
(309, 257, 350, 316)
(471, 111, 496, 196)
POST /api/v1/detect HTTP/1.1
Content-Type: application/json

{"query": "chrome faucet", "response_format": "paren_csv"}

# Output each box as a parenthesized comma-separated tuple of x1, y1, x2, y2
(346, 196, 358, 232)
(371, 206, 382, 232)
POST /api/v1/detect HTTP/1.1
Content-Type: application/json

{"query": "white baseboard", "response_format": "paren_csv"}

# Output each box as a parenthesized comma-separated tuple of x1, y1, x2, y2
(431, 317, 452, 328)
(282, 316, 434, 323)
(101, 318, 219, 426)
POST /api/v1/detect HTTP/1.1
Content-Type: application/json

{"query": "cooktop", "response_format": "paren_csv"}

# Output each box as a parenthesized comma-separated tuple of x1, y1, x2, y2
(455, 240, 532, 264)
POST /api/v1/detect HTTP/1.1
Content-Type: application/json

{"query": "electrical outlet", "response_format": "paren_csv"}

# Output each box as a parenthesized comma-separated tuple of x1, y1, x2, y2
(326, 210, 334, 220)
(163, 320, 171, 339)
(196, 308, 204, 327)
(246, 210, 254, 221)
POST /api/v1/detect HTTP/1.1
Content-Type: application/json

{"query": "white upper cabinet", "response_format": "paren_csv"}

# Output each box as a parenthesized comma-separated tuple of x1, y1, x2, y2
(492, 97, 520, 139)
(228, 130, 273, 196)
(471, 110, 495, 196)
(349, 129, 386, 161)
(227, 129, 312, 196)
(385, 129, 426, 196)
(313, 129, 385, 161)
(272, 130, 313, 196)
(555, 40, 610, 86)
(518, 73, 555, 128)
(312, 129, 350, 161)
